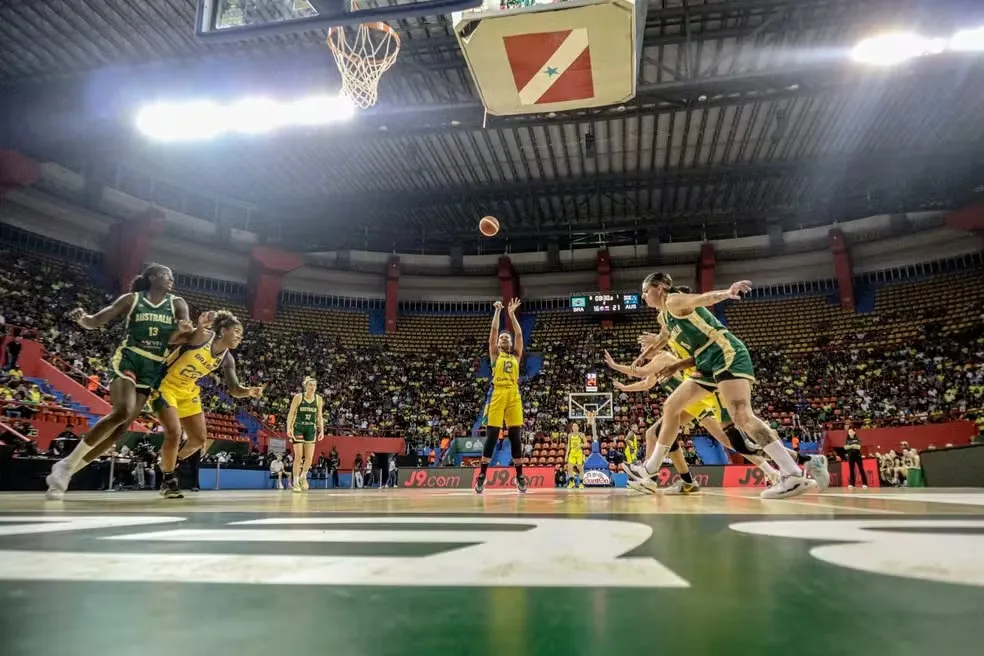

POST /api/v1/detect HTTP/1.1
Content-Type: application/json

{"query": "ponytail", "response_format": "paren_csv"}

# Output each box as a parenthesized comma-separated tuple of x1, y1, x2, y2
(130, 273, 151, 293)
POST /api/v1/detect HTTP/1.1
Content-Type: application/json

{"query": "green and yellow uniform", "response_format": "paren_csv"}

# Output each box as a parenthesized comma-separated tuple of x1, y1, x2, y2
(112, 292, 177, 391)
(661, 302, 755, 389)
(656, 347, 726, 424)
(487, 351, 523, 428)
(291, 393, 321, 443)
(151, 332, 227, 419)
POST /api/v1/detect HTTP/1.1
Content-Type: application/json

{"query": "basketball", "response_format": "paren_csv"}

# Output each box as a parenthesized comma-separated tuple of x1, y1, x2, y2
(479, 216, 499, 237)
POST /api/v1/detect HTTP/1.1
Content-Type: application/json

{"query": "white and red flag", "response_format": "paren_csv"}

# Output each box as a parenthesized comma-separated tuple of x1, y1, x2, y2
(502, 28, 594, 105)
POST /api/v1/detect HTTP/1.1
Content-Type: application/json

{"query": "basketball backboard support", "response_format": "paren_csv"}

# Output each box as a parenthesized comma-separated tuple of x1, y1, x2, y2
(569, 393, 613, 420)
(197, 0, 484, 40)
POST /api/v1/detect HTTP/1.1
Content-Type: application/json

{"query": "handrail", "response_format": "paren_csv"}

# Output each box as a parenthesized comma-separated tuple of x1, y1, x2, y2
(0, 419, 32, 443)
(1, 324, 41, 340)
(48, 354, 112, 395)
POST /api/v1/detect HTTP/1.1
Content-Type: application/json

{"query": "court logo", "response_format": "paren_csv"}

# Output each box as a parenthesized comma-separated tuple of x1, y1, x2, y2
(0, 515, 688, 589)
(730, 520, 984, 587)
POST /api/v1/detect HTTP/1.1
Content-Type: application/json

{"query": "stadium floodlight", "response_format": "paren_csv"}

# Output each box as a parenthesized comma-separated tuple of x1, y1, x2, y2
(135, 101, 225, 142)
(850, 32, 939, 66)
(135, 93, 355, 142)
(950, 25, 984, 52)
(286, 94, 357, 126)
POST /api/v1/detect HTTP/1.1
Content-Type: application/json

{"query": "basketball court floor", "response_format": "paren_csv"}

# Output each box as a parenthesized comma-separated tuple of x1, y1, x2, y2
(1, 487, 982, 656)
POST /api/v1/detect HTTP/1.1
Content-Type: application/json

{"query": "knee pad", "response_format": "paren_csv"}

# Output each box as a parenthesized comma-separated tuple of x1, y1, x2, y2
(726, 426, 757, 455)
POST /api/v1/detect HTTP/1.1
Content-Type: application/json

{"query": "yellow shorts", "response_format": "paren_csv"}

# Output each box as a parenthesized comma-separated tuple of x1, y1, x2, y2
(684, 389, 723, 424)
(151, 380, 203, 420)
(486, 387, 523, 428)
(567, 452, 584, 467)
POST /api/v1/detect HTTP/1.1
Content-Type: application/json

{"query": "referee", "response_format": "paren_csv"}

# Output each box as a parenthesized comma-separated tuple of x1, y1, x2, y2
(845, 427, 868, 488)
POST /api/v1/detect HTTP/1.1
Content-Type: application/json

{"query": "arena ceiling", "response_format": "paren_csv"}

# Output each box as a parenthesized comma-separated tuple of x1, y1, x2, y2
(3, 0, 984, 253)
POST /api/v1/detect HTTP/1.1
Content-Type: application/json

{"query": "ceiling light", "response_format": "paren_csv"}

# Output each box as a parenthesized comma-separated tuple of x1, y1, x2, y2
(851, 32, 934, 66)
(135, 94, 354, 142)
(950, 25, 984, 52)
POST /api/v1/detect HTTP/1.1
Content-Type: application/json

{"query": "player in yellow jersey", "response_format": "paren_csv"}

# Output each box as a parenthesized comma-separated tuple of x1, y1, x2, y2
(565, 421, 586, 488)
(476, 298, 527, 494)
(151, 310, 264, 499)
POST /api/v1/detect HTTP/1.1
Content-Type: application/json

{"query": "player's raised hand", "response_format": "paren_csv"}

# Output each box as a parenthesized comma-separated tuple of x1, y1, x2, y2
(613, 380, 630, 392)
(176, 319, 195, 335)
(637, 332, 662, 348)
(247, 385, 265, 399)
(67, 308, 88, 324)
(728, 280, 752, 299)
(493, 301, 503, 311)
(603, 350, 619, 369)
(196, 311, 217, 328)
(508, 298, 521, 313)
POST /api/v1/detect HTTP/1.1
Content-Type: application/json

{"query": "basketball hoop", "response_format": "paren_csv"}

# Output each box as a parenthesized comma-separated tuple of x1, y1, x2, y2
(326, 18, 401, 109)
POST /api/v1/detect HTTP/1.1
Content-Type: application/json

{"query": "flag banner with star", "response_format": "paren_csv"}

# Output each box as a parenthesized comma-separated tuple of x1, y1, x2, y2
(503, 28, 594, 105)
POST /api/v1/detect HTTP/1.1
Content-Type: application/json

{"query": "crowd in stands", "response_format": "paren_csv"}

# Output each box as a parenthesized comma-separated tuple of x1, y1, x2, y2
(2, 242, 983, 476)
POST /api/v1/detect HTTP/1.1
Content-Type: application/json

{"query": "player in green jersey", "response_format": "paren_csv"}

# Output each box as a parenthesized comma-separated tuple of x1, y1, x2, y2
(607, 349, 781, 495)
(286, 376, 324, 492)
(627, 272, 815, 500)
(46, 264, 191, 499)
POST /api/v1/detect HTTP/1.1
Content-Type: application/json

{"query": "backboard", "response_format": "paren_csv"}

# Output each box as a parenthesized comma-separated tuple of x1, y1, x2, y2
(568, 393, 613, 420)
(197, 0, 484, 40)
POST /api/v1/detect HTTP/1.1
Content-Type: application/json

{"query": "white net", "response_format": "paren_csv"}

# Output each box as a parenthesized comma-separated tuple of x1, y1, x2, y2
(326, 22, 401, 109)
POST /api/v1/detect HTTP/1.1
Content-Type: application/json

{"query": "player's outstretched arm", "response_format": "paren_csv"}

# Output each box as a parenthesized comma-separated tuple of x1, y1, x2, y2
(665, 281, 751, 316)
(67, 293, 135, 330)
(285, 393, 301, 439)
(508, 298, 523, 360)
(489, 301, 503, 361)
(604, 350, 643, 378)
(614, 377, 656, 393)
(221, 354, 264, 399)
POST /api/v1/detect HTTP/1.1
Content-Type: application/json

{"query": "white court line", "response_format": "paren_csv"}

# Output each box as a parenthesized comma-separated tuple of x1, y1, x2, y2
(824, 493, 984, 508)
(701, 490, 905, 515)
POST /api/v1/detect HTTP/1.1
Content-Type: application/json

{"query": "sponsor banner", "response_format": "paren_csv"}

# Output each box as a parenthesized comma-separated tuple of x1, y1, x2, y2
(585, 372, 597, 392)
(454, 437, 486, 453)
(582, 469, 611, 487)
(652, 466, 725, 489)
(655, 461, 882, 488)
(398, 467, 553, 490)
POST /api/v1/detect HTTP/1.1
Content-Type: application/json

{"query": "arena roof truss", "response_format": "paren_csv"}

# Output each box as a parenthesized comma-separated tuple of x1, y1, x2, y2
(2, 0, 984, 252)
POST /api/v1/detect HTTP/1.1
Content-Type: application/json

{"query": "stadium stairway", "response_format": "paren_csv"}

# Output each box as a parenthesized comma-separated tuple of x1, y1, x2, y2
(25, 377, 98, 426)
(368, 309, 386, 335)
(204, 384, 262, 445)
(693, 436, 728, 465)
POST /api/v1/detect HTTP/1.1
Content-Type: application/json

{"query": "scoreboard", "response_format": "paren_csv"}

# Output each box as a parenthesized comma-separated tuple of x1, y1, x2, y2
(570, 292, 642, 314)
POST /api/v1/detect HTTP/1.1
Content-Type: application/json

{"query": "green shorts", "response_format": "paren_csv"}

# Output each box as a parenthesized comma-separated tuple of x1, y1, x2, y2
(693, 332, 755, 389)
(292, 425, 316, 443)
(111, 347, 163, 391)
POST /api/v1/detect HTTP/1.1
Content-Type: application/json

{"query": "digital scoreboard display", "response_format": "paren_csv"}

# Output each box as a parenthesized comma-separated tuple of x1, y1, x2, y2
(570, 293, 642, 314)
